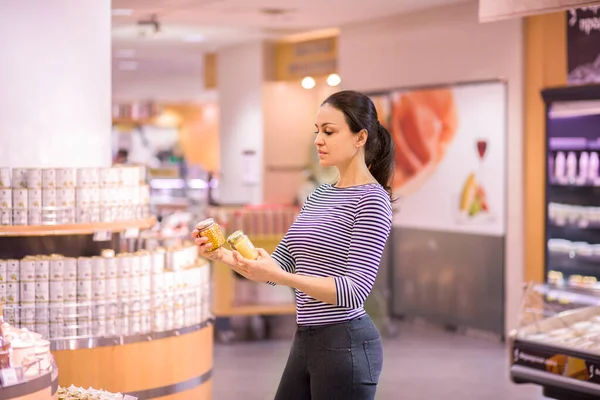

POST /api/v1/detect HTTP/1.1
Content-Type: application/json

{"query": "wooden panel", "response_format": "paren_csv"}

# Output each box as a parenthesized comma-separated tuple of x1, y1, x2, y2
(154, 380, 212, 400)
(204, 53, 217, 90)
(52, 325, 213, 394)
(274, 36, 338, 81)
(0, 217, 156, 237)
(524, 12, 567, 283)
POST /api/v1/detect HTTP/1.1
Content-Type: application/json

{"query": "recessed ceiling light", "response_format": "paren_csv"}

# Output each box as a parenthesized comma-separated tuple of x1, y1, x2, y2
(116, 49, 136, 58)
(182, 34, 206, 43)
(302, 76, 316, 90)
(327, 73, 341, 87)
(118, 61, 138, 71)
(112, 9, 133, 16)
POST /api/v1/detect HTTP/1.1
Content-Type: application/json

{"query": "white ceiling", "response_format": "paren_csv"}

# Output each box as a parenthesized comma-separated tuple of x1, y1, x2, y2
(111, 0, 469, 102)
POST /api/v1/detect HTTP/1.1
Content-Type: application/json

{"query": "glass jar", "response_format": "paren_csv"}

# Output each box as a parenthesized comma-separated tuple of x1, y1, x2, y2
(227, 230, 259, 260)
(195, 218, 225, 252)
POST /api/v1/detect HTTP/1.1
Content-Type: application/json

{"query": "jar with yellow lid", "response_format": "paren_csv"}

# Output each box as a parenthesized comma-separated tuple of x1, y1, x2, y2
(195, 218, 225, 251)
(227, 230, 259, 260)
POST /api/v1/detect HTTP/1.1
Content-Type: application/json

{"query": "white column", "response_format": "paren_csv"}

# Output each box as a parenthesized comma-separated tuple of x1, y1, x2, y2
(0, 0, 112, 168)
(217, 42, 265, 205)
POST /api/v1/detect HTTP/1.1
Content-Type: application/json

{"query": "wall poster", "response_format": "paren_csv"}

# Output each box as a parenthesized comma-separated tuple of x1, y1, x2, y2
(370, 80, 507, 237)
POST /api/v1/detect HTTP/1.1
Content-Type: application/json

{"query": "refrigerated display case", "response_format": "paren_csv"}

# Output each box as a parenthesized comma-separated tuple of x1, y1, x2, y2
(543, 84, 600, 289)
(510, 284, 600, 399)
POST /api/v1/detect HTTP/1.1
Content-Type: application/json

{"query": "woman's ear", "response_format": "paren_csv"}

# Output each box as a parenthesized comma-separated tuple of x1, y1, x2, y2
(356, 129, 368, 147)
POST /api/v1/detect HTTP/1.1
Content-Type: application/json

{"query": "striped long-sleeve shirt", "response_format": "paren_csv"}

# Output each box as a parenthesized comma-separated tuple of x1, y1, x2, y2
(271, 183, 393, 326)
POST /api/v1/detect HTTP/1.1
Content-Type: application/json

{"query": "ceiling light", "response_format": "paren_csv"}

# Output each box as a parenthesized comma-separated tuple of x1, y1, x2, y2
(182, 34, 206, 43)
(112, 9, 133, 16)
(116, 49, 136, 58)
(118, 61, 138, 71)
(302, 76, 316, 90)
(327, 73, 341, 87)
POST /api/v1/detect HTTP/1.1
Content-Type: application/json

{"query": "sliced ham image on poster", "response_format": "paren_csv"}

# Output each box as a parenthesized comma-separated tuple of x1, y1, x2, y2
(370, 81, 506, 236)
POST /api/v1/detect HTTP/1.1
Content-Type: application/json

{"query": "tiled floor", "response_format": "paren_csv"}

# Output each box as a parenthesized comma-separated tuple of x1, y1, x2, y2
(213, 322, 547, 400)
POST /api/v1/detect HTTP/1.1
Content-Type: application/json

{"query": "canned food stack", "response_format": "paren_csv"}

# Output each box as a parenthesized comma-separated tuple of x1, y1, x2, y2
(75, 257, 93, 337)
(76, 167, 101, 223)
(49, 256, 66, 339)
(0, 166, 149, 225)
(4, 260, 19, 325)
(0, 167, 11, 225)
(12, 168, 28, 225)
(115, 253, 131, 336)
(0, 244, 208, 340)
(55, 168, 76, 223)
(103, 255, 118, 336)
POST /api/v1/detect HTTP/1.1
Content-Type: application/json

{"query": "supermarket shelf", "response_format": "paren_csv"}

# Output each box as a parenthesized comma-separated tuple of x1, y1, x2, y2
(0, 216, 156, 237)
(213, 303, 296, 317)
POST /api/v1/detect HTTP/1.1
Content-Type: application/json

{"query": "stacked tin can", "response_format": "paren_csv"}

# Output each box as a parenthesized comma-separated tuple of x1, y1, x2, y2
(90, 256, 107, 337)
(49, 256, 66, 339)
(104, 255, 118, 336)
(2, 260, 20, 325)
(0, 168, 11, 225)
(0, 243, 209, 340)
(11, 168, 28, 225)
(34, 257, 50, 338)
(75, 167, 100, 223)
(151, 248, 166, 332)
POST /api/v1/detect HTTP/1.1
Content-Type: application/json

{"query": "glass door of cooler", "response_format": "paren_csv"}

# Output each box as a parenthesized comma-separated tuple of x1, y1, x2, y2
(544, 85, 600, 290)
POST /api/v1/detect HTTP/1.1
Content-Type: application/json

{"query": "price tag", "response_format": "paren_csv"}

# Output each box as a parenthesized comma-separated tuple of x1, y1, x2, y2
(124, 227, 140, 239)
(93, 230, 112, 242)
(123, 395, 138, 400)
(1, 367, 23, 387)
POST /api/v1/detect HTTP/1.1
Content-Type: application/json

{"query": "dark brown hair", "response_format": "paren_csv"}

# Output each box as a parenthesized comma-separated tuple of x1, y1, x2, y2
(322, 90, 395, 200)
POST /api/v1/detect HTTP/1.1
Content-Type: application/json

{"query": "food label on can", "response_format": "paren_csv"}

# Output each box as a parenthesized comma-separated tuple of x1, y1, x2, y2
(35, 281, 49, 302)
(19, 281, 35, 303)
(0, 189, 12, 209)
(20, 260, 35, 281)
(35, 259, 49, 281)
(0, 168, 10, 189)
(26, 169, 42, 189)
(12, 189, 27, 209)
(11, 168, 27, 189)
(42, 169, 56, 189)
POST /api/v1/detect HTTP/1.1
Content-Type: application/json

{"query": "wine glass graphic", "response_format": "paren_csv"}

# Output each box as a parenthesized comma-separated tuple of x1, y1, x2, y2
(476, 138, 488, 182)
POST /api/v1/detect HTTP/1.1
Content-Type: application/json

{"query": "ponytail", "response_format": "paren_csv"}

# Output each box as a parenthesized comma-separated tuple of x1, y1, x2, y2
(366, 121, 395, 201)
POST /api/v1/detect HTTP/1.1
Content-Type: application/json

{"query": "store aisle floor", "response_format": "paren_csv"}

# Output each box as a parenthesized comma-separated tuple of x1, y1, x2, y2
(213, 322, 547, 400)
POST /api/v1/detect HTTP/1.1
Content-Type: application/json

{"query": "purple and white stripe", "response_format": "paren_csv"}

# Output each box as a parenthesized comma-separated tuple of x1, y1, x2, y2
(271, 183, 392, 326)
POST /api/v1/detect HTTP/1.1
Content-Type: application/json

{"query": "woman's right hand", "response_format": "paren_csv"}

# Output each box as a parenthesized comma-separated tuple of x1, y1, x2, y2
(192, 230, 225, 261)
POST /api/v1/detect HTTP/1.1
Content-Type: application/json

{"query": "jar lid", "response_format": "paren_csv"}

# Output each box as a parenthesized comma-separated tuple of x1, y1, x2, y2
(195, 218, 215, 231)
(227, 230, 245, 244)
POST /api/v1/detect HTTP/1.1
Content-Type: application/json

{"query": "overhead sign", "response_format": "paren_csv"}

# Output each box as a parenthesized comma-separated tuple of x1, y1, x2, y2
(567, 6, 600, 84)
(479, 0, 600, 22)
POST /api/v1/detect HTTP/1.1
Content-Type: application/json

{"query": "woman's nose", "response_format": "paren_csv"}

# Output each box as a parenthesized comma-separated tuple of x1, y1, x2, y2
(314, 133, 324, 146)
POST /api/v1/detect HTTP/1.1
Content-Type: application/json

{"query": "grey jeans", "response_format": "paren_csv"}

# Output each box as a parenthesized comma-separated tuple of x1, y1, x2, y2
(274, 315, 383, 400)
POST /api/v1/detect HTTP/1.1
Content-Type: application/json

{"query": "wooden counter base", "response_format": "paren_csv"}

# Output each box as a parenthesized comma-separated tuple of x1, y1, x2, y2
(52, 324, 213, 400)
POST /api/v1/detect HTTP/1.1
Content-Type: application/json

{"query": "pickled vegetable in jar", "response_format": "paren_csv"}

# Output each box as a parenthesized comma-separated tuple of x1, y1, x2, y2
(227, 230, 259, 260)
(195, 218, 225, 251)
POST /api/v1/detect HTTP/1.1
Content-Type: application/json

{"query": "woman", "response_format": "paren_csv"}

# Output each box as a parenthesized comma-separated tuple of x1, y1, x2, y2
(193, 90, 394, 399)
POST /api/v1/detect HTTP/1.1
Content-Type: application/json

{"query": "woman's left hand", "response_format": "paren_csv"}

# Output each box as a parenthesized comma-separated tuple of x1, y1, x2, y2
(231, 248, 284, 284)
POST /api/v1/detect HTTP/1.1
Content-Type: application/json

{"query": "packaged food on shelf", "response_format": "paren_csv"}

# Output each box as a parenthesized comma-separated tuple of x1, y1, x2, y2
(0, 165, 150, 226)
(0, 243, 210, 341)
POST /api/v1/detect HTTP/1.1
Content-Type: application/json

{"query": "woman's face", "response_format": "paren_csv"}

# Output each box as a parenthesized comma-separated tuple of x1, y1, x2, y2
(314, 104, 363, 168)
